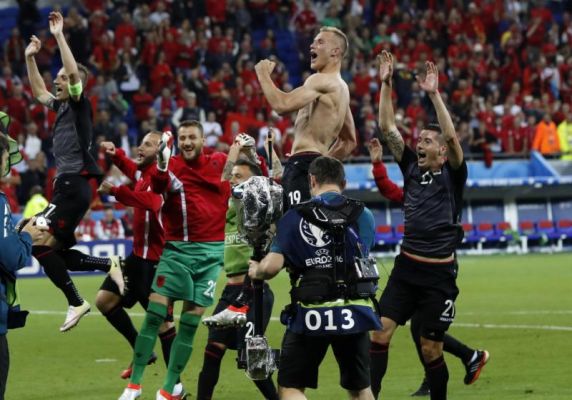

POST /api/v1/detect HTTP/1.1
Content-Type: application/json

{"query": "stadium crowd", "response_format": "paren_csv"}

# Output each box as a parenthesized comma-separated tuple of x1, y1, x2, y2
(1, 0, 572, 212)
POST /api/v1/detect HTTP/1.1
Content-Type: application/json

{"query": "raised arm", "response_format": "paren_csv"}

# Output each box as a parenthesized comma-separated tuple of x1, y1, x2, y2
(50, 12, 82, 101)
(377, 50, 404, 162)
(221, 133, 257, 181)
(25, 36, 55, 106)
(255, 59, 333, 115)
(98, 182, 163, 213)
(101, 141, 138, 181)
(221, 141, 241, 181)
(368, 138, 404, 204)
(327, 104, 357, 160)
(417, 61, 463, 168)
(266, 130, 284, 180)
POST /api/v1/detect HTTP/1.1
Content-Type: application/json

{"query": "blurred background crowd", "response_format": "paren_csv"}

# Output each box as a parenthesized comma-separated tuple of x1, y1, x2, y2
(1, 0, 572, 229)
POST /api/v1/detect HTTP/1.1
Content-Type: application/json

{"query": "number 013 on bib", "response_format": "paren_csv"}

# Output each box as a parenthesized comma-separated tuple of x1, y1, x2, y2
(286, 299, 381, 336)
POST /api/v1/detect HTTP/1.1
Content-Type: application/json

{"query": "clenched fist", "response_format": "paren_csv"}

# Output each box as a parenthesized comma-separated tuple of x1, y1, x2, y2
(255, 59, 276, 77)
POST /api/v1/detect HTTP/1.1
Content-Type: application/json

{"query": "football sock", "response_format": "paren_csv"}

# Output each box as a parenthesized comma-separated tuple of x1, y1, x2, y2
(159, 326, 177, 366)
(254, 377, 279, 400)
(58, 248, 111, 272)
(197, 343, 226, 400)
(232, 276, 253, 307)
(425, 355, 448, 400)
(130, 302, 167, 385)
(103, 305, 138, 348)
(163, 313, 200, 393)
(369, 342, 389, 399)
(443, 334, 475, 364)
(33, 246, 83, 306)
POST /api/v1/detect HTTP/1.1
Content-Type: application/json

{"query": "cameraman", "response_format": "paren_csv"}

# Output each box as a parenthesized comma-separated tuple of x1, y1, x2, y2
(249, 156, 378, 400)
(1, 133, 47, 399)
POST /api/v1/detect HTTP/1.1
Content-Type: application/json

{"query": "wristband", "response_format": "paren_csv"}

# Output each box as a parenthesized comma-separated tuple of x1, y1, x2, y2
(68, 80, 83, 96)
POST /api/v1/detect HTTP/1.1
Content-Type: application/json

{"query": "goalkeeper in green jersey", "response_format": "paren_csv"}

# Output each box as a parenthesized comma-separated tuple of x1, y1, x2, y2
(197, 135, 280, 400)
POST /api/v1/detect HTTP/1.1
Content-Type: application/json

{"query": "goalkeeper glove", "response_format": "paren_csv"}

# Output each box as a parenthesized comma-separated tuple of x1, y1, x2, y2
(236, 133, 255, 148)
(157, 131, 174, 172)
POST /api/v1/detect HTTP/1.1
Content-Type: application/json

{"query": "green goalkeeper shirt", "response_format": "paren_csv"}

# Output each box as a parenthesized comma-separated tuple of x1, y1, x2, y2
(223, 199, 252, 276)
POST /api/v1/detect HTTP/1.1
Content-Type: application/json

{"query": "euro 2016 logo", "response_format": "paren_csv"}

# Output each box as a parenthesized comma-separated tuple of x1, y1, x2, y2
(300, 219, 332, 247)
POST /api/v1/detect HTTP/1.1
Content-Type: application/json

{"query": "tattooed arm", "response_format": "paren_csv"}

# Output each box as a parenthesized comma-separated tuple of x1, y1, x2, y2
(377, 50, 405, 162)
(221, 143, 240, 181)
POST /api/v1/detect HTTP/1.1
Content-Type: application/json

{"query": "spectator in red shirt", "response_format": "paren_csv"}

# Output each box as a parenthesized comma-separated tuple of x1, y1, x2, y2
(89, 33, 119, 74)
(405, 95, 426, 124)
(152, 88, 177, 129)
(353, 63, 373, 98)
(75, 210, 97, 242)
(526, 13, 549, 48)
(95, 206, 125, 240)
(294, 0, 318, 65)
(504, 113, 528, 155)
(6, 84, 29, 125)
(140, 31, 159, 69)
(149, 51, 174, 96)
(132, 85, 154, 123)
(88, 9, 109, 47)
(239, 83, 262, 117)
(114, 12, 137, 48)
(3, 27, 26, 74)
(162, 31, 179, 66)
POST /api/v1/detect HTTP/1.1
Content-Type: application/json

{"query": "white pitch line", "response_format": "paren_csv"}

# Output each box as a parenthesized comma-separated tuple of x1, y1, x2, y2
(450, 322, 572, 332)
(29, 310, 572, 332)
(456, 310, 572, 316)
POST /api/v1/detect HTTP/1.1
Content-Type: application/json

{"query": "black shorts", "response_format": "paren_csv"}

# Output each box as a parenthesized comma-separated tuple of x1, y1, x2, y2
(379, 253, 459, 339)
(39, 174, 92, 248)
(99, 253, 158, 309)
(281, 152, 321, 211)
(208, 282, 274, 350)
(278, 330, 371, 391)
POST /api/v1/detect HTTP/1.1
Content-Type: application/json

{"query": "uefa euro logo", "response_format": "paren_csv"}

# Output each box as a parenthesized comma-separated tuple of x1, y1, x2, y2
(299, 219, 332, 247)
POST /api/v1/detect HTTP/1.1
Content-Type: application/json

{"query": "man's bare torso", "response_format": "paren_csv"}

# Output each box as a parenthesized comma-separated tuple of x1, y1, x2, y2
(291, 74, 350, 155)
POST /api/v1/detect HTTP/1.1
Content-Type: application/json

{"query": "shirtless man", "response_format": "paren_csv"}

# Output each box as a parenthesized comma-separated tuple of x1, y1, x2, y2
(255, 26, 356, 210)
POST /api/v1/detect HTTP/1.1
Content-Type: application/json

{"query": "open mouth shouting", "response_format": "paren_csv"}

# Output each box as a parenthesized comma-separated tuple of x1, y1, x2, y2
(182, 146, 195, 159)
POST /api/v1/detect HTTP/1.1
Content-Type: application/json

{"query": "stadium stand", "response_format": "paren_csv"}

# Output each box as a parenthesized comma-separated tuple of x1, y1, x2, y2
(0, 0, 570, 256)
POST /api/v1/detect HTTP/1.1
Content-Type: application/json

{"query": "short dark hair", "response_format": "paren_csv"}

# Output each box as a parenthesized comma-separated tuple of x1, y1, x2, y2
(308, 156, 345, 187)
(235, 158, 263, 177)
(422, 122, 446, 144)
(178, 120, 204, 136)
(423, 122, 442, 134)
(77, 63, 89, 86)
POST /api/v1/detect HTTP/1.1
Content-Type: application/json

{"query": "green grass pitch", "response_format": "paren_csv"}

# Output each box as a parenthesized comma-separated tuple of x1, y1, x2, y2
(5, 253, 572, 399)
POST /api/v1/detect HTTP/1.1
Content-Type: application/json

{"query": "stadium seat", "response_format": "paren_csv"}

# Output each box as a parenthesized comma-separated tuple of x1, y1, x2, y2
(494, 221, 514, 242)
(476, 223, 496, 242)
(395, 224, 405, 241)
(518, 220, 541, 241)
(556, 219, 572, 237)
(537, 220, 561, 241)
(461, 223, 480, 244)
